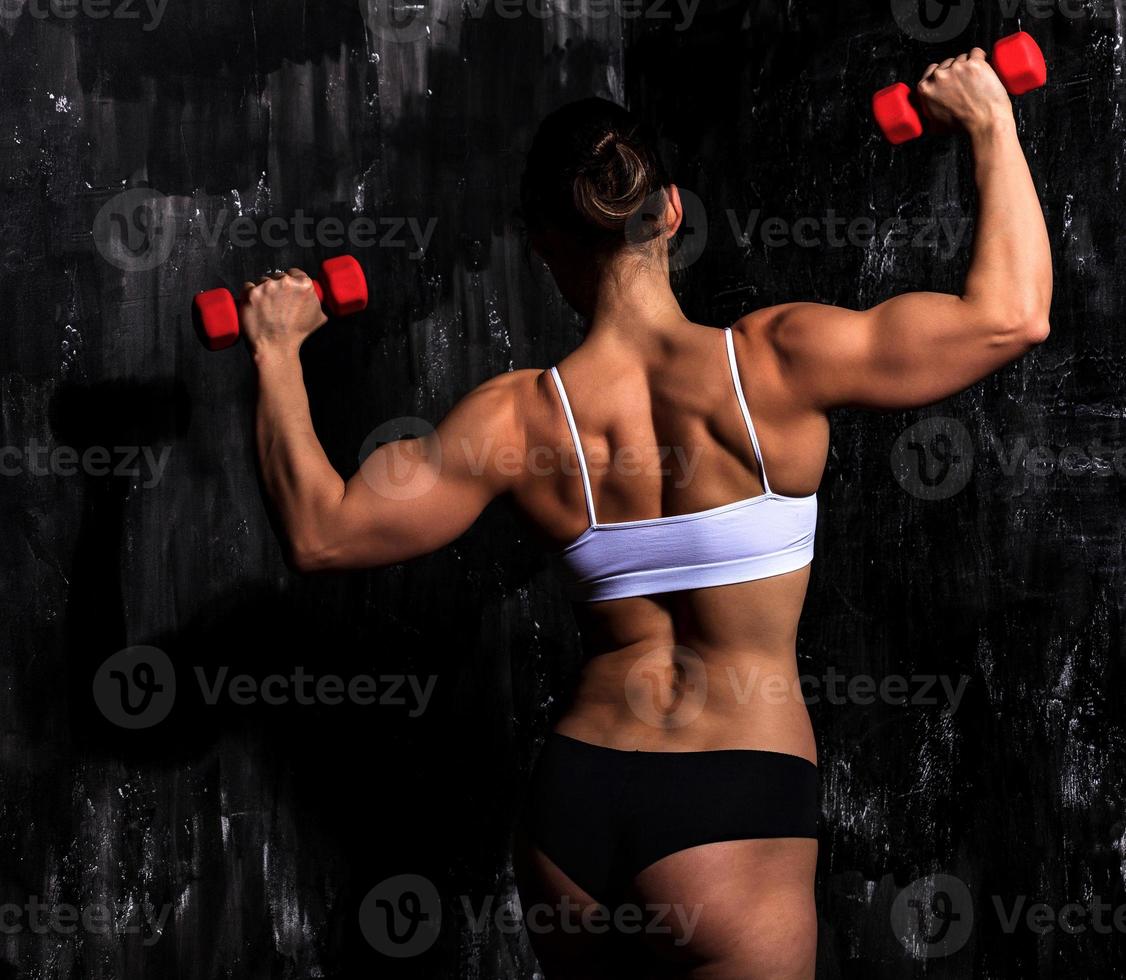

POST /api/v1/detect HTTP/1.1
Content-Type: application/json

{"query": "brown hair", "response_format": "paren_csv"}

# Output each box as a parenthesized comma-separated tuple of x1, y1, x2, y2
(520, 98, 671, 249)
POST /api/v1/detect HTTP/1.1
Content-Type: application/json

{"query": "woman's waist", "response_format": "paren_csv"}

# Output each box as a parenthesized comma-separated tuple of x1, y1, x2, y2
(556, 643, 816, 760)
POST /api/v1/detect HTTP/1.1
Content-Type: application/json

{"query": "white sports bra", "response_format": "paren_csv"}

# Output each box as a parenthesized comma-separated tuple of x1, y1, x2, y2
(550, 327, 818, 602)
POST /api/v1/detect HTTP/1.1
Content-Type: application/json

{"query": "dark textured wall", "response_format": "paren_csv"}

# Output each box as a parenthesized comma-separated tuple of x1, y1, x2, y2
(0, 0, 1120, 976)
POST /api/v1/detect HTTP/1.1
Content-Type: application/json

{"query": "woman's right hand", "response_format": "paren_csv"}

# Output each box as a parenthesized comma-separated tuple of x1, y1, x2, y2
(916, 48, 1015, 136)
(239, 270, 329, 360)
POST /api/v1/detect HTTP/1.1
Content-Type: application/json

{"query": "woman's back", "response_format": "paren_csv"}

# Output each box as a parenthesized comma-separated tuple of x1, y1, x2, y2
(241, 86, 1050, 978)
(510, 312, 831, 757)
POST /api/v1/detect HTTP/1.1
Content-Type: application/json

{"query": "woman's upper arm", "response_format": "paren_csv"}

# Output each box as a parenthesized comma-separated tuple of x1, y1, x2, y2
(305, 370, 534, 570)
(764, 295, 1049, 411)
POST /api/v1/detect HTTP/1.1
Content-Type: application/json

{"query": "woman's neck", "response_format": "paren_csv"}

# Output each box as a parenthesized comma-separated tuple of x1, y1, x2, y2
(583, 262, 690, 350)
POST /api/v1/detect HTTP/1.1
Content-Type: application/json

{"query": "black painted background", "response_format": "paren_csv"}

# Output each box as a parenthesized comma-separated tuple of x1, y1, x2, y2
(0, 0, 1122, 976)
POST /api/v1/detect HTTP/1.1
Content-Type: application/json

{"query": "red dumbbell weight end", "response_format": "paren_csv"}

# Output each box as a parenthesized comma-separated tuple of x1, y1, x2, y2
(992, 31, 1048, 95)
(872, 31, 1046, 145)
(192, 255, 369, 352)
(872, 82, 924, 145)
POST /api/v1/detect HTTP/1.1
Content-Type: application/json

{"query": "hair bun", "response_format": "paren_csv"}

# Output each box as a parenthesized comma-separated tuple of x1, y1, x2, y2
(520, 98, 670, 248)
(572, 139, 654, 234)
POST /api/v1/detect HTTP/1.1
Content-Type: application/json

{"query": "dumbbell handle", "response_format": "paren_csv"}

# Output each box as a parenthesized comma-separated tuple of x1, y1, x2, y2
(192, 256, 368, 352)
(873, 32, 1047, 145)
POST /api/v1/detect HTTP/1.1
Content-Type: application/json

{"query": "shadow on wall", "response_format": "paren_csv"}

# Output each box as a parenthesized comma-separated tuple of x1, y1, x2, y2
(43, 371, 565, 975)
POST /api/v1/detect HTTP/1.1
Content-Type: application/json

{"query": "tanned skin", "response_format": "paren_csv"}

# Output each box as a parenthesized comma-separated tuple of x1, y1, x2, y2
(241, 50, 1050, 979)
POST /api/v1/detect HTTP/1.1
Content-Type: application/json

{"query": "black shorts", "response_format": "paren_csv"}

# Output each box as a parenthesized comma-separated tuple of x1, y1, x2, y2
(523, 733, 819, 904)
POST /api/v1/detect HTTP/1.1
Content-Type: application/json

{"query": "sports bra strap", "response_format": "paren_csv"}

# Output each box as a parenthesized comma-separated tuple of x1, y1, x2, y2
(724, 328, 772, 495)
(549, 367, 598, 526)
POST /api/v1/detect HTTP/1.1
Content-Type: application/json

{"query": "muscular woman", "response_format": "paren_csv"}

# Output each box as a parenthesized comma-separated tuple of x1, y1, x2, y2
(240, 48, 1051, 980)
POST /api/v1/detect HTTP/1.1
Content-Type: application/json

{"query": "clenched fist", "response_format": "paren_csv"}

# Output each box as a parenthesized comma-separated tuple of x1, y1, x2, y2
(238, 270, 329, 357)
(916, 48, 1014, 136)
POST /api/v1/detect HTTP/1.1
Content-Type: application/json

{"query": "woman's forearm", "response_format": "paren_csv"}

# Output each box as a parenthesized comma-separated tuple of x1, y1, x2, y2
(963, 113, 1053, 328)
(254, 349, 346, 565)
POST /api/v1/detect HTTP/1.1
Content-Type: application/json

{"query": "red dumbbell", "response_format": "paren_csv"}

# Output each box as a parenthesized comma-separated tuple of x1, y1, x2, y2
(873, 31, 1047, 145)
(192, 255, 369, 351)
